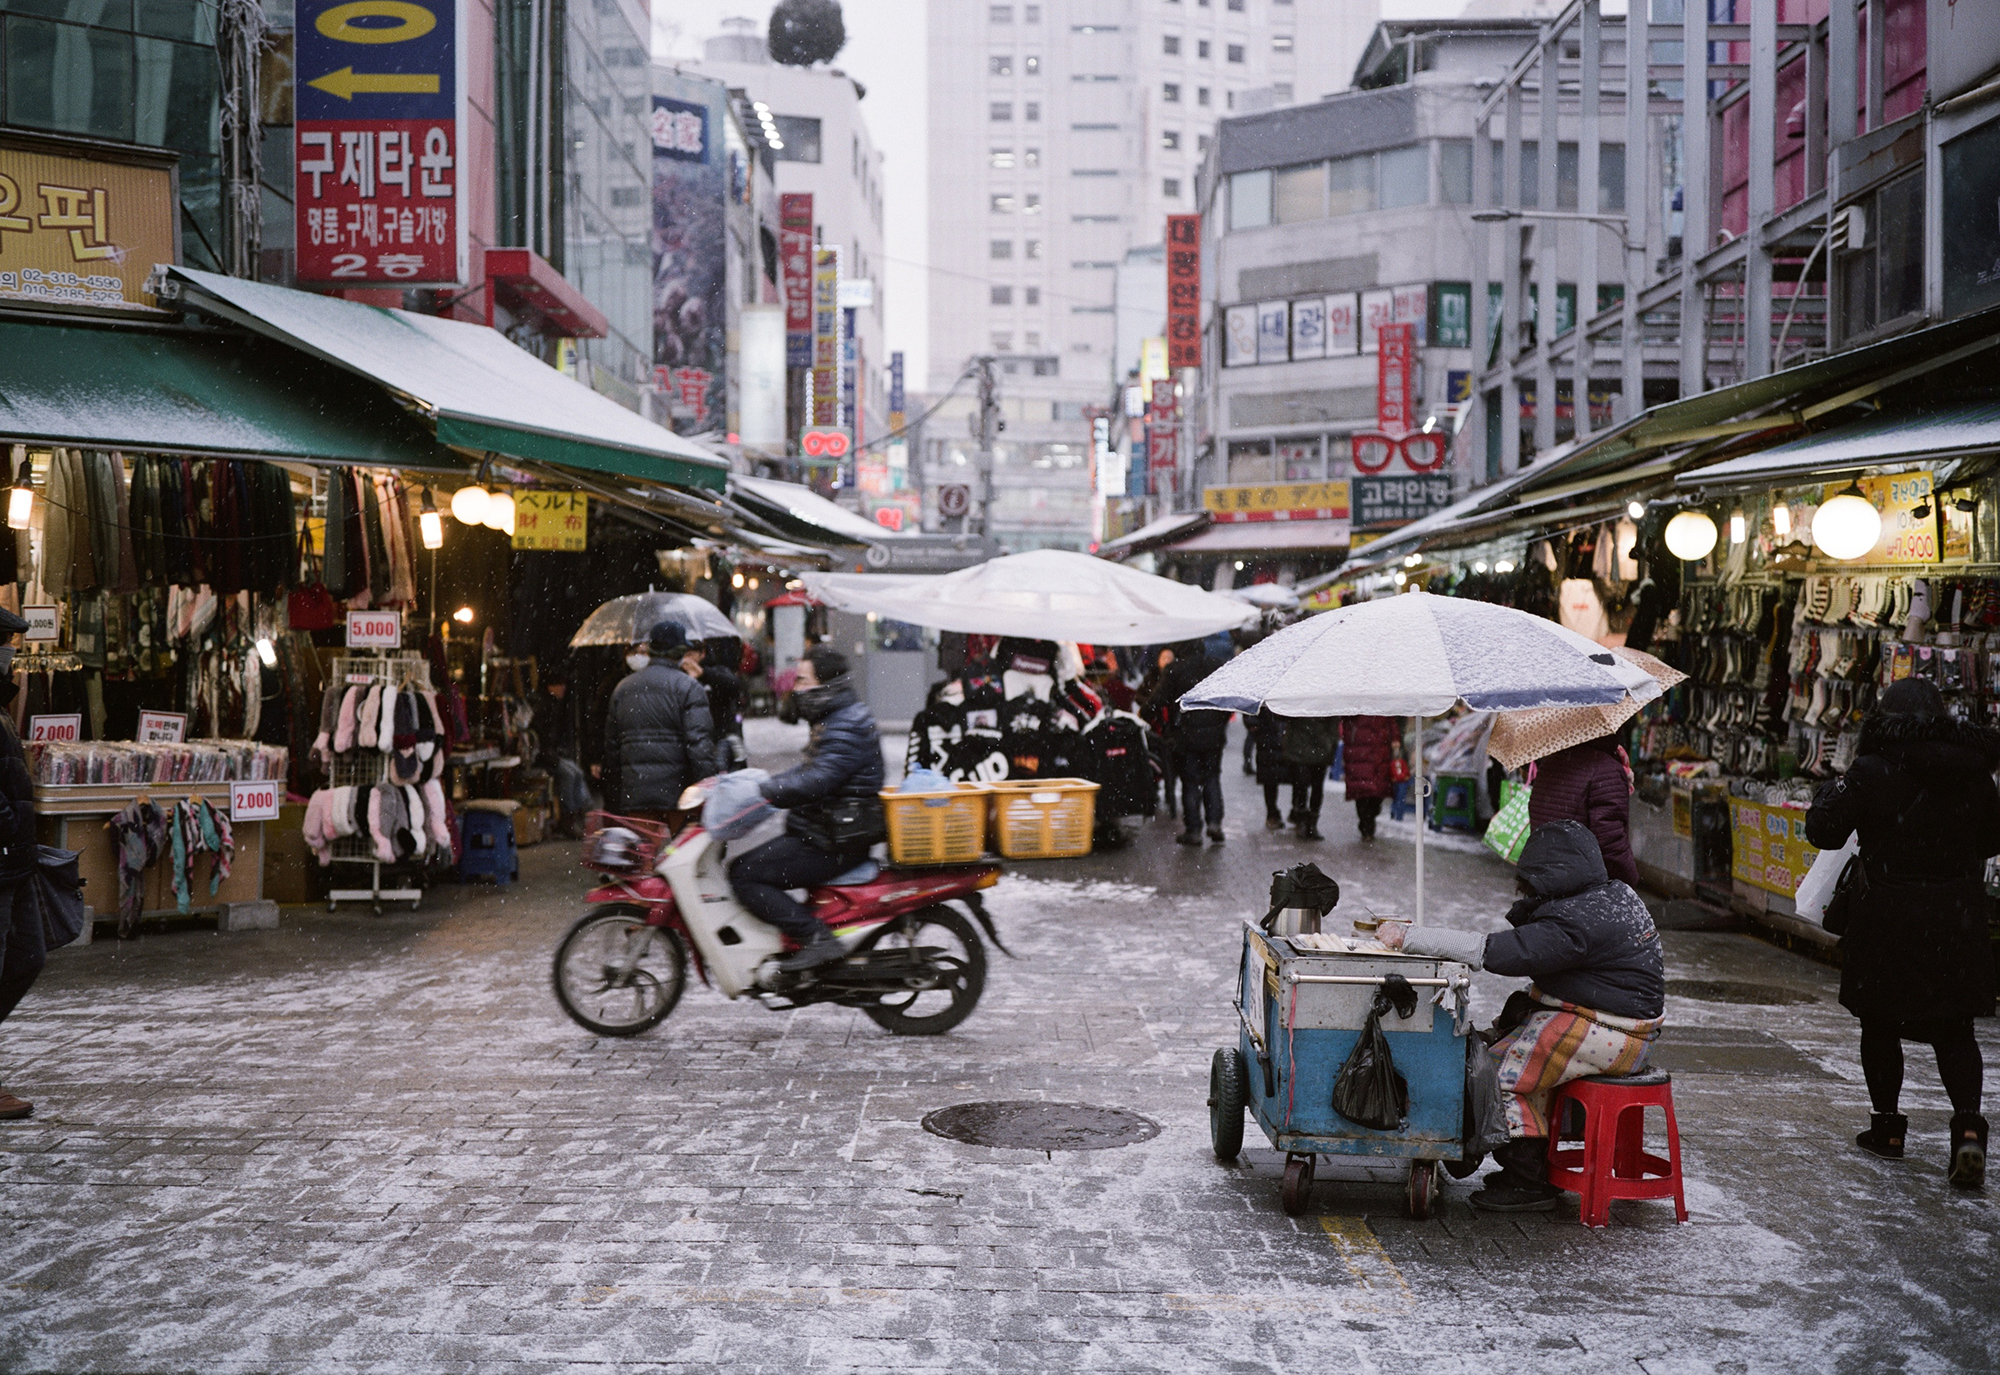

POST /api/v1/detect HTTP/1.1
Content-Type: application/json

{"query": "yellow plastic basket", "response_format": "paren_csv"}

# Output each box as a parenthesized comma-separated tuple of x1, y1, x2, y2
(988, 778, 1100, 860)
(881, 782, 991, 865)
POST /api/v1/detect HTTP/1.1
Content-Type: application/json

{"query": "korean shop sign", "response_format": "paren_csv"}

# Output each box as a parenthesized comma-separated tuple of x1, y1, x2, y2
(0, 133, 177, 311)
(511, 492, 589, 552)
(1165, 213, 1201, 369)
(780, 192, 814, 368)
(811, 247, 842, 426)
(295, 0, 466, 286)
(1824, 471, 1941, 565)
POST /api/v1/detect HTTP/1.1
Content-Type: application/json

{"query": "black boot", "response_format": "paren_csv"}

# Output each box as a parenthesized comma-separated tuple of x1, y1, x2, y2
(1470, 1136, 1561, 1212)
(1856, 1112, 1907, 1160)
(778, 929, 847, 973)
(1948, 1113, 1987, 1190)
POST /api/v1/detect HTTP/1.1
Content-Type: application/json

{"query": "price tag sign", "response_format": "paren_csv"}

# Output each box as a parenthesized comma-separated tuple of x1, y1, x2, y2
(21, 606, 58, 644)
(229, 779, 282, 822)
(137, 710, 187, 743)
(28, 714, 81, 743)
(346, 609, 402, 649)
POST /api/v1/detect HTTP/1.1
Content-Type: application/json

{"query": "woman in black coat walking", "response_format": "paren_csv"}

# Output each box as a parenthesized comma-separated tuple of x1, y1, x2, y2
(1805, 678, 1997, 1189)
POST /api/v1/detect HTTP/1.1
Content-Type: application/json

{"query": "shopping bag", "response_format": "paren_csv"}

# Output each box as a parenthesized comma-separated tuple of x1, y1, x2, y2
(1794, 834, 1858, 925)
(1332, 974, 1416, 1131)
(702, 768, 774, 841)
(1482, 783, 1533, 863)
(33, 845, 86, 951)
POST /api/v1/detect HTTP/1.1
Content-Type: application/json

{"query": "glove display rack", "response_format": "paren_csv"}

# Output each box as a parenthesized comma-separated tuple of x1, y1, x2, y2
(325, 651, 435, 913)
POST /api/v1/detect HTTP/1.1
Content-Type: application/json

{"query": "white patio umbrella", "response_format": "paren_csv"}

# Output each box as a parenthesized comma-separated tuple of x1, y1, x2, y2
(1227, 582, 1301, 610)
(804, 548, 1256, 645)
(1181, 591, 1663, 921)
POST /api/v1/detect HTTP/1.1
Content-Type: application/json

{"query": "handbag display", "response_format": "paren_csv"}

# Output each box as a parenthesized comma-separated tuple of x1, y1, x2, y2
(287, 525, 342, 630)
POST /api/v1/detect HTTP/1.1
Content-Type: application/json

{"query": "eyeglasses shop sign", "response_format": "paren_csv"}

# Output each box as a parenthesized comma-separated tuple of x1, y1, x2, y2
(1355, 474, 1452, 528)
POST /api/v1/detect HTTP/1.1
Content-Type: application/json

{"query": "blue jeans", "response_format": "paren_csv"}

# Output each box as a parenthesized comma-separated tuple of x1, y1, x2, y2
(1177, 748, 1224, 834)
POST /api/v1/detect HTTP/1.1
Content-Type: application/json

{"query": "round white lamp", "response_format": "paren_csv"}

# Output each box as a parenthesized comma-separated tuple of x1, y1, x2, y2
(1812, 485, 1881, 561)
(1663, 510, 1719, 561)
(483, 489, 517, 536)
(450, 485, 489, 525)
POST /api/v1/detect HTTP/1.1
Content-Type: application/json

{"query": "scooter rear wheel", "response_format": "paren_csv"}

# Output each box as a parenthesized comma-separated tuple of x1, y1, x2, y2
(860, 905, 986, 1036)
(553, 905, 688, 1036)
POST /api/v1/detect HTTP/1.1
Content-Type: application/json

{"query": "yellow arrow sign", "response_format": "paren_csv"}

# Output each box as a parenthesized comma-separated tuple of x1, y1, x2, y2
(307, 67, 440, 100)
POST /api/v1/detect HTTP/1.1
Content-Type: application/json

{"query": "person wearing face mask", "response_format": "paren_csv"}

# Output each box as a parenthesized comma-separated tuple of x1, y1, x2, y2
(0, 607, 44, 1120)
(602, 620, 720, 824)
(727, 647, 886, 971)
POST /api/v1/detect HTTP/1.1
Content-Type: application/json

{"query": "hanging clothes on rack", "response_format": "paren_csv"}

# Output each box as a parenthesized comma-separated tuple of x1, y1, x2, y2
(108, 798, 168, 938)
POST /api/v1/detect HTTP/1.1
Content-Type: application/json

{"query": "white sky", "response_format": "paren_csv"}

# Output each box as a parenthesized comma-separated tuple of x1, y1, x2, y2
(651, 0, 1473, 390)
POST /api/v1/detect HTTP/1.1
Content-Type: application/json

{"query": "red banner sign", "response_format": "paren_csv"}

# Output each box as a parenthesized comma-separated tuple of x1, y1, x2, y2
(1166, 213, 1201, 369)
(780, 192, 813, 368)
(1377, 321, 1415, 434)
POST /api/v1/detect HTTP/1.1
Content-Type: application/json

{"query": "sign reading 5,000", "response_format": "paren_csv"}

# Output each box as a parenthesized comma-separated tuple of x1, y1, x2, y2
(295, 0, 465, 287)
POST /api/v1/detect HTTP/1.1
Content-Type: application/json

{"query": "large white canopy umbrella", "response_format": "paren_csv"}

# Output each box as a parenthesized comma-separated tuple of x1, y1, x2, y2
(804, 548, 1256, 645)
(1181, 591, 1663, 921)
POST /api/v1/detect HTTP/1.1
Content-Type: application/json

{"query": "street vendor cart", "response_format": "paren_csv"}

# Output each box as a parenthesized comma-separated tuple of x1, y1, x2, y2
(1210, 922, 1475, 1219)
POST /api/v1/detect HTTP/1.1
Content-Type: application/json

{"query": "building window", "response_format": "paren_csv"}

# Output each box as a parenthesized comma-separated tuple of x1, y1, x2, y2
(1273, 162, 1324, 223)
(1024, 101, 1040, 121)
(1379, 144, 1429, 209)
(1027, 338, 1047, 356)
(771, 115, 822, 162)
(1024, 54, 1040, 74)
(991, 239, 1014, 258)
(990, 3, 1012, 19)
(1025, 239, 1042, 258)
(1024, 193, 1043, 214)
(1163, 129, 1181, 150)
(991, 193, 1016, 213)
(1024, 4, 1039, 20)
(1197, 87, 1211, 106)
(1439, 139, 1473, 204)
(1198, 133, 1212, 153)
(992, 332, 1013, 350)
(990, 147, 1015, 168)
(990, 101, 1013, 121)
(1274, 34, 1294, 52)
(1226, 43, 1244, 62)
(990, 54, 1013, 75)
(1197, 39, 1211, 59)
(991, 285, 1014, 305)
(1229, 168, 1272, 230)
(1329, 151, 1377, 215)
(1023, 147, 1041, 167)
(1025, 287, 1041, 305)
(1164, 82, 1181, 103)
(1599, 144, 1626, 212)
(1228, 0, 1245, 9)
(1164, 178, 1182, 198)
(1839, 170, 1925, 341)
(1164, 35, 1181, 55)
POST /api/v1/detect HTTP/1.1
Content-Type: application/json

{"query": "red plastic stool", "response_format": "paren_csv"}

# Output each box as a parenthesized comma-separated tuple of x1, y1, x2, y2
(1546, 1069, 1687, 1228)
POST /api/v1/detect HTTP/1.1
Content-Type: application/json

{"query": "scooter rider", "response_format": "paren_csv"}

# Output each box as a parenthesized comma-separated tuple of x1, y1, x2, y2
(727, 647, 887, 972)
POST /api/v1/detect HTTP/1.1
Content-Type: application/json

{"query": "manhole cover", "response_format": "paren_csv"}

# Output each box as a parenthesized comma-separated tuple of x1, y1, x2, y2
(921, 1101, 1161, 1151)
(1666, 979, 1818, 1006)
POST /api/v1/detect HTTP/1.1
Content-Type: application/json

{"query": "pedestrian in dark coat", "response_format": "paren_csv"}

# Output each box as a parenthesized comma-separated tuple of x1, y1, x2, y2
(1149, 641, 1229, 844)
(603, 621, 720, 816)
(0, 606, 44, 1121)
(1251, 709, 1294, 829)
(1805, 678, 1996, 1187)
(1340, 715, 1399, 840)
(1528, 736, 1640, 889)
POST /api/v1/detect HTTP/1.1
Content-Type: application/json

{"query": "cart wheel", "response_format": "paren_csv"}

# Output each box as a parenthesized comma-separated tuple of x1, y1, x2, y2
(1280, 1153, 1316, 1216)
(1208, 1048, 1249, 1162)
(1405, 1160, 1439, 1220)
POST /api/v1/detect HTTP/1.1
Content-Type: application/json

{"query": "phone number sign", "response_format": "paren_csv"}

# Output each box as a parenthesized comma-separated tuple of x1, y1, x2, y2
(295, 0, 466, 286)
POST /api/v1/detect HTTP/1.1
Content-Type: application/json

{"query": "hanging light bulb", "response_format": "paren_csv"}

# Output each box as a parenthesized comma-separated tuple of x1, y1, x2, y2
(453, 605, 476, 624)
(483, 489, 517, 536)
(1664, 510, 1719, 560)
(1813, 484, 1882, 561)
(1627, 500, 1646, 520)
(1729, 510, 1746, 545)
(1772, 502, 1792, 537)
(418, 488, 444, 550)
(731, 571, 745, 589)
(1473, 561, 1488, 573)
(255, 637, 278, 667)
(1494, 559, 1516, 573)
(451, 485, 489, 525)
(748, 576, 760, 590)
(7, 472, 33, 531)
(1393, 569, 1408, 586)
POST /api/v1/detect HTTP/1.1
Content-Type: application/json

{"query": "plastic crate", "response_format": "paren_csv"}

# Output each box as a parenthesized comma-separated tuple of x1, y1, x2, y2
(882, 782, 990, 865)
(988, 778, 1100, 860)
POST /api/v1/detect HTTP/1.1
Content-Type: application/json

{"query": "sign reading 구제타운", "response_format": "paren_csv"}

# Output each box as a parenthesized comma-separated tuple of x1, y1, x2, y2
(295, 0, 466, 286)
(511, 492, 590, 552)
(0, 133, 178, 311)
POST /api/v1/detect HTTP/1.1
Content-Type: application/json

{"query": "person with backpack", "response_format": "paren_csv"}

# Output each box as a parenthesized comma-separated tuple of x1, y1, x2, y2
(1149, 639, 1229, 845)
(1279, 713, 1340, 841)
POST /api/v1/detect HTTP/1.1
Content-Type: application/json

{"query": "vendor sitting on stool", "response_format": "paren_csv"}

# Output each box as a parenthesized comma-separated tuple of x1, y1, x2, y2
(1381, 820, 1665, 1212)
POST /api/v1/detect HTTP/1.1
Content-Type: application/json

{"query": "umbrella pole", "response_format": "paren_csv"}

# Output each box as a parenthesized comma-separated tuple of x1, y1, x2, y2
(1414, 715, 1426, 925)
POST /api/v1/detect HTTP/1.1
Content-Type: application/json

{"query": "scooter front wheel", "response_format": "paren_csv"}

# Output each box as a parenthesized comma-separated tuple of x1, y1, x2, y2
(553, 905, 688, 1037)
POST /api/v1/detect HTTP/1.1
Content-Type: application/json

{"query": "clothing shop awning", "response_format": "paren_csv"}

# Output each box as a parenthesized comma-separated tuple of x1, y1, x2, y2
(0, 313, 461, 468)
(1676, 399, 2000, 490)
(163, 267, 729, 492)
(1095, 511, 1209, 558)
(1169, 520, 1351, 553)
(729, 474, 900, 547)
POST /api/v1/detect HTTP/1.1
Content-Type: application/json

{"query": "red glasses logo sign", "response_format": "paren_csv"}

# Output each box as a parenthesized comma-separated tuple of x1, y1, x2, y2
(1350, 430, 1448, 475)
(800, 428, 851, 459)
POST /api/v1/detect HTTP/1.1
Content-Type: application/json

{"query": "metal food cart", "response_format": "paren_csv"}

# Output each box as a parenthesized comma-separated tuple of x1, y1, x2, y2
(1210, 923, 1475, 1219)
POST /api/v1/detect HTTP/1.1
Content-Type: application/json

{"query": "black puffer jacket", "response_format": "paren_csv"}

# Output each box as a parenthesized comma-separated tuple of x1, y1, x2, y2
(1484, 820, 1664, 1019)
(1805, 705, 2000, 1021)
(1152, 647, 1229, 753)
(0, 697, 33, 880)
(762, 683, 885, 853)
(604, 663, 719, 811)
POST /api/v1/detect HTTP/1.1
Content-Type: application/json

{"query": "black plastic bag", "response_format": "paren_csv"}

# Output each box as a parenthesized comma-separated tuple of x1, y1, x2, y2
(1261, 862, 1340, 933)
(33, 845, 86, 951)
(1332, 973, 1415, 1130)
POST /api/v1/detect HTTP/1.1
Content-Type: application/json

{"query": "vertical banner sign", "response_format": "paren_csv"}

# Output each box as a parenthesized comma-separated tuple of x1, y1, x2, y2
(840, 307, 858, 439)
(295, 0, 466, 285)
(1165, 213, 1202, 368)
(811, 247, 841, 426)
(1378, 322, 1415, 434)
(1147, 379, 1180, 496)
(780, 192, 814, 368)
(651, 75, 728, 435)
(888, 351, 906, 432)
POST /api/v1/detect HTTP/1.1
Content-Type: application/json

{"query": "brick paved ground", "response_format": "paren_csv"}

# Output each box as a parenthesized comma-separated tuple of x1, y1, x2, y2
(1, 719, 1995, 1372)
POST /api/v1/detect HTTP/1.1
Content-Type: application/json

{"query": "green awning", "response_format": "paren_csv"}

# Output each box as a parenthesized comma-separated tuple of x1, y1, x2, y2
(166, 267, 729, 492)
(0, 314, 462, 467)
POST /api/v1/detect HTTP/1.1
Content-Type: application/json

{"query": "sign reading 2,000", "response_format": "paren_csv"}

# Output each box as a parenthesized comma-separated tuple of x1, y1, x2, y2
(295, 0, 465, 287)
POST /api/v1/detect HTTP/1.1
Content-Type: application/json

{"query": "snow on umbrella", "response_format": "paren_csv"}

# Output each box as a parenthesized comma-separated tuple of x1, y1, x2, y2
(1227, 582, 1300, 609)
(569, 591, 739, 648)
(1484, 647, 1688, 771)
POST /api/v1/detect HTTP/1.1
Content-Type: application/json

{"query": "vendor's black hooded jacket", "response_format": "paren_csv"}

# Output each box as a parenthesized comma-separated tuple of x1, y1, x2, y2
(1482, 821, 1664, 1019)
